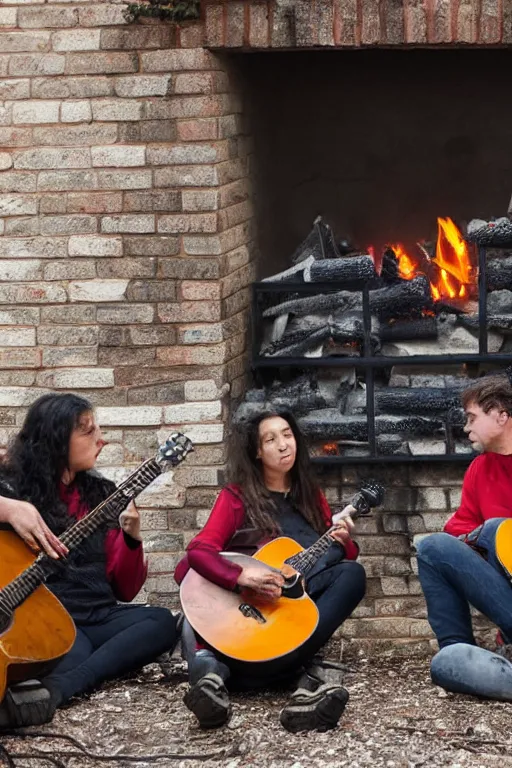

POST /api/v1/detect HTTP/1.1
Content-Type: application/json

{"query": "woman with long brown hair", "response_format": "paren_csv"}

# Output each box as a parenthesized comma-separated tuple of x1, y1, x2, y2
(175, 409, 366, 733)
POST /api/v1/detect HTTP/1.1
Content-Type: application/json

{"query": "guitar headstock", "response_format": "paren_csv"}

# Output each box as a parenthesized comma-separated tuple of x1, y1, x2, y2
(156, 432, 194, 469)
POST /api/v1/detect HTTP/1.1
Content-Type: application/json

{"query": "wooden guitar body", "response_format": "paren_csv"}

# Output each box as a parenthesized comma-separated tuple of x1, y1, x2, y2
(180, 536, 319, 663)
(495, 518, 512, 579)
(0, 530, 76, 703)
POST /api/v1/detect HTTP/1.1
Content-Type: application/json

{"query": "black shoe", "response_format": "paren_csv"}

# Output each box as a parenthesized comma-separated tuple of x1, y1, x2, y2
(188, 649, 230, 686)
(279, 683, 349, 733)
(0, 680, 56, 730)
(297, 656, 352, 692)
(183, 673, 231, 729)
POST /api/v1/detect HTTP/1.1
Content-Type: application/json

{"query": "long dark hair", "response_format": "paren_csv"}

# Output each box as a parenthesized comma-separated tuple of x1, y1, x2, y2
(1, 393, 112, 534)
(227, 409, 327, 535)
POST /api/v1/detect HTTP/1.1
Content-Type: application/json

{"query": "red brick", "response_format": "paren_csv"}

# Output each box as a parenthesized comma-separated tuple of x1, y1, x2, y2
(225, 2, 245, 47)
(430, 0, 452, 43)
(177, 22, 205, 49)
(333, 0, 358, 46)
(67, 192, 122, 214)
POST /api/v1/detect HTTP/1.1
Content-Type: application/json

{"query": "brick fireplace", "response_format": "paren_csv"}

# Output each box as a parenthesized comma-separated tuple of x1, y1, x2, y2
(0, 0, 510, 653)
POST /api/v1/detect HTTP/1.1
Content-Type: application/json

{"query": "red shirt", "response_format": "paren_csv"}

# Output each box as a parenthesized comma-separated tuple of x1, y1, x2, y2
(444, 453, 512, 537)
(174, 485, 359, 591)
(59, 482, 147, 602)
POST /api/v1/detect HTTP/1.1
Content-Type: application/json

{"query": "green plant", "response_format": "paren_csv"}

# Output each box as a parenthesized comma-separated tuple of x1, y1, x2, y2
(125, 0, 200, 22)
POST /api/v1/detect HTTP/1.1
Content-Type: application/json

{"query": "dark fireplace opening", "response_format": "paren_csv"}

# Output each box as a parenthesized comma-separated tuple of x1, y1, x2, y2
(235, 48, 512, 278)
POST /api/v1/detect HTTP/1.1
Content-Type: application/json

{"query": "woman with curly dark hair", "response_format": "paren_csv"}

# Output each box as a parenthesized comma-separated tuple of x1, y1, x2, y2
(0, 393, 178, 729)
(175, 409, 366, 733)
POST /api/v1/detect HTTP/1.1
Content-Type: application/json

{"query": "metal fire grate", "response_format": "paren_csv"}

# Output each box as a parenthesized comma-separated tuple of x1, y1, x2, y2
(250, 245, 512, 465)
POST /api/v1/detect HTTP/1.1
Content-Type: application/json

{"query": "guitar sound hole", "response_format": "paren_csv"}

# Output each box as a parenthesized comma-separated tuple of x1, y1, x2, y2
(239, 603, 266, 624)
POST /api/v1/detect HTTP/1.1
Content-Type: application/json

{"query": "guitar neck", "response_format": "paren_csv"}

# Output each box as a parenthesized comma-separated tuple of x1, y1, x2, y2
(0, 458, 163, 613)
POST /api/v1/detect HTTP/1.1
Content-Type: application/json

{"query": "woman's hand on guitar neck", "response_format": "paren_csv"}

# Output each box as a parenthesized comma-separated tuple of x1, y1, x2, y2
(236, 566, 285, 600)
(329, 515, 355, 546)
(0, 497, 68, 559)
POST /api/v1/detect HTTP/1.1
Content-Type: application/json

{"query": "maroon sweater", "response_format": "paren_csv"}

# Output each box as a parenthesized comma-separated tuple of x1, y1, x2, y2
(444, 453, 512, 537)
(174, 485, 359, 591)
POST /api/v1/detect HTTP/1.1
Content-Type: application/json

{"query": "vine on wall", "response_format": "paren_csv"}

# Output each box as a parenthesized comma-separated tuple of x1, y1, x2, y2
(125, 0, 200, 22)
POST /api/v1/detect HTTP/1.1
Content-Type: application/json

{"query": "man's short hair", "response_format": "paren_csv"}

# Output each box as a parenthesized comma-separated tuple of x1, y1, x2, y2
(461, 375, 512, 415)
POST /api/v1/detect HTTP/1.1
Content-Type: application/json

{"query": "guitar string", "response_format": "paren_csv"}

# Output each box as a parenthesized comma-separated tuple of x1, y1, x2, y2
(0, 456, 173, 613)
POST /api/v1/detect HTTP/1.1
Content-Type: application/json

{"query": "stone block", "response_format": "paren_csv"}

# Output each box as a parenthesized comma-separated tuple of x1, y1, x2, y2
(40, 194, 67, 214)
(177, 118, 218, 142)
(0, 79, 30, 100)
(92, 145, 146, 168)
(375, 597, 427, 618)
(157, 213, 217, 234)
(163, 401, 221, 424)
(147, 144, 218, 166)
(154, 165, 218, 188)
(97, 258, 156, 280)
(0, 194, 37, 216)
(101, 215, 154, 234)
(158, 258, 220, 281)
(0, 31, 51, 53)
(147, 553, 182, 575)
(96, 170, 152, 190)
(0, 328, 35, 347)
(383, 556, 412, 576)
(0, 171, 36, 193)
(98, 347, 155, 366)
(139, 120, 177, 143)
(123, 190, 181, 213)
(42, 347, 98, 367)
(184, 379, 220, 402)
(67, 51, 138, 76)
(0, 387, 50, 407)
(136, 472, 185, 508)
(97, 406, 163, 427)
(69, 280, 128, 303)
(18, 6, 78, 28)
(0, 8, 17, 27)
(37, 325, 98, 346)
(52, 28, 101, 51)
(14, 147, 90, 170)
(60, 100, 92, 123)
(125, 235, 179, 257)
(178, 324, 223, 345)
(114, 75, 171, 97)
(126, 280, 176, 303)
(128, 381, 183, 405)
(0, 307, 39, 325)
(100, 26, 173, 51)
(43, 260, 95, 281)
(40, 215, 97, 236)
(0, 349, 40, 369)
(159, 423, 224, 446)
(41, 305, 96, 323)
(5, 218, 39, 237)
(96, 304, 155, 324)
(91, 99, 142, 122)
(78, 4, 127, 27)
(68, 192, 122, 214)
(140, 48, 216, 73)
(37, 170, 97, 191)
(0, 153, 13, 171)
(12, 100, 60, 124)
(157, 301, 221, 324)
(44, 368, 114, 389)
(69, 235, 122, 257)
(0, 283, 66, 304)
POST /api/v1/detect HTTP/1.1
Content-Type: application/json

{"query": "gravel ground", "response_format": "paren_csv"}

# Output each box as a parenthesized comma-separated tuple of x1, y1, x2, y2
(2, 652, 512, 768)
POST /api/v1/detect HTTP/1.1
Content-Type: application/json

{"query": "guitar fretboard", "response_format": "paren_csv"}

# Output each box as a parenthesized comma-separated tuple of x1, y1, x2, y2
(285, 529, 335, 576)
(0, 458, 162, 614)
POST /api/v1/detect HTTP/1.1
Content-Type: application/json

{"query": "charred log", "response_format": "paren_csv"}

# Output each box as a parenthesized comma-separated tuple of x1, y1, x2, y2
(487, 257, 512, 291)
(299, 410, 444, 441)
(370, 275, 433, 320)
(261, 255, 314, 283)
(467, 217, 512, 247)
(304, 255, 376, 283)
(268, 375, 326, 416)
(458, 313, 512, 333)
(376, 387, 463, 414)
(262, 291, 361, 319)
(380, 248, 401, 284)
(379, 318, 438, 342)
(376, 434, 410, 455)
(262, 326, 330, 357)
(292, 216, 341, 264)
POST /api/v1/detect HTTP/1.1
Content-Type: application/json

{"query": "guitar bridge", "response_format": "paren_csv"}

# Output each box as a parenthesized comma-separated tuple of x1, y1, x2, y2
(238, 603, 266, 623)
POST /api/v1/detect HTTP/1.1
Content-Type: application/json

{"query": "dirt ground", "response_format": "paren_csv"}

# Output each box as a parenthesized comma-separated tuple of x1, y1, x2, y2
(2, 650, 512, 768)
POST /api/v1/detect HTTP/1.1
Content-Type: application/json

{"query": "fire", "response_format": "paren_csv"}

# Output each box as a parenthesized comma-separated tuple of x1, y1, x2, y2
(390, 217, 473, 302)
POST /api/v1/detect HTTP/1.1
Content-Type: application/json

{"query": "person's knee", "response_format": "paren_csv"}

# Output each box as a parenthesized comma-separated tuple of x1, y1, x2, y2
(145, 607, 179, 648)
(430, 644, 462, 686)
(345, 561, 366, 599)
(416, 532, 456, 565)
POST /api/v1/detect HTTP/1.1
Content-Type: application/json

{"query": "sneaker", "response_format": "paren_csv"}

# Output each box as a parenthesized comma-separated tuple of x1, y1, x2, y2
(297, 656, 351, 692)
(0, 680, 56, 730)
(279, 683, 349, 733)
(183, 673, 231, 729)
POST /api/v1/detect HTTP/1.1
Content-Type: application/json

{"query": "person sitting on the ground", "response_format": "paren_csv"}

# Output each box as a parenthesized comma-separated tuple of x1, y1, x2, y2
(417, 373, 512, 699)
(0, 393, 178, 728)
(175, 409, 366, 732)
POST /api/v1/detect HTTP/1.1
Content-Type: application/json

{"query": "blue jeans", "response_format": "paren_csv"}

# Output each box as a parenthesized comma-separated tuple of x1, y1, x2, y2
(417, 519, 512, 699)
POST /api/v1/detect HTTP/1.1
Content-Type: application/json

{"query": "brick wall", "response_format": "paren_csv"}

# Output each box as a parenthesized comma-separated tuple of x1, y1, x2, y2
(0, 0, 486, 650)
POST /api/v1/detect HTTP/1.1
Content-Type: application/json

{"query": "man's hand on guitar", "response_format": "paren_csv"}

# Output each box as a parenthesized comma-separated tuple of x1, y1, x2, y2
(237, 566, 285, 600)
(119, 501, 142, 541)
(0, 497, 68, 559)
(329, 515, 355, 546)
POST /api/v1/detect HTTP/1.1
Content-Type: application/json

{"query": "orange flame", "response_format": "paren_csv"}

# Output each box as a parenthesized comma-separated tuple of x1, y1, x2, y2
(389, 217, 473, 302)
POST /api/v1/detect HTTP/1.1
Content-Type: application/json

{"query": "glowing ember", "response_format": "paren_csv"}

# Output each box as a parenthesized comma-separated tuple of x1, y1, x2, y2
(322, 443, 339, 456)
(389, 217, 474, 302)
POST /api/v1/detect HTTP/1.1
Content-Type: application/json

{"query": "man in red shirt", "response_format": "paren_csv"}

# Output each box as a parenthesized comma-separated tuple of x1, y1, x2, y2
(417, 373, 512, 699)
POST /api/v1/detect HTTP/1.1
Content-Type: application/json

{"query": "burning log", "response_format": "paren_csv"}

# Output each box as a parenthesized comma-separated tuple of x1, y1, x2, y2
(299, 409, 444, 441)
(375, 387, 464, 415)
(303, 255, 376, 283)
(379, 248, 401, 284)
(467, 217, 512, 247)
(487, 257, 512, 291)
(379, 318, 438, 342)
(262, 290, 361, 319)
(458, 313, 512, 333)
(369, 275, 433, 320)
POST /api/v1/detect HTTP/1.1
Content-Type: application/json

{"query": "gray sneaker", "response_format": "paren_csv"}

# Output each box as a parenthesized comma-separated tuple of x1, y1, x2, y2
(279, 683, 349, 733)
(0, 680, 56, 730)
(183, 673, 231, 729)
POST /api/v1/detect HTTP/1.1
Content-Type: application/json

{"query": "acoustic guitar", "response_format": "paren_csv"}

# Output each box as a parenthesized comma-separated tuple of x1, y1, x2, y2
(180, 480, 384, 663)
(0, 432, 193, 704)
